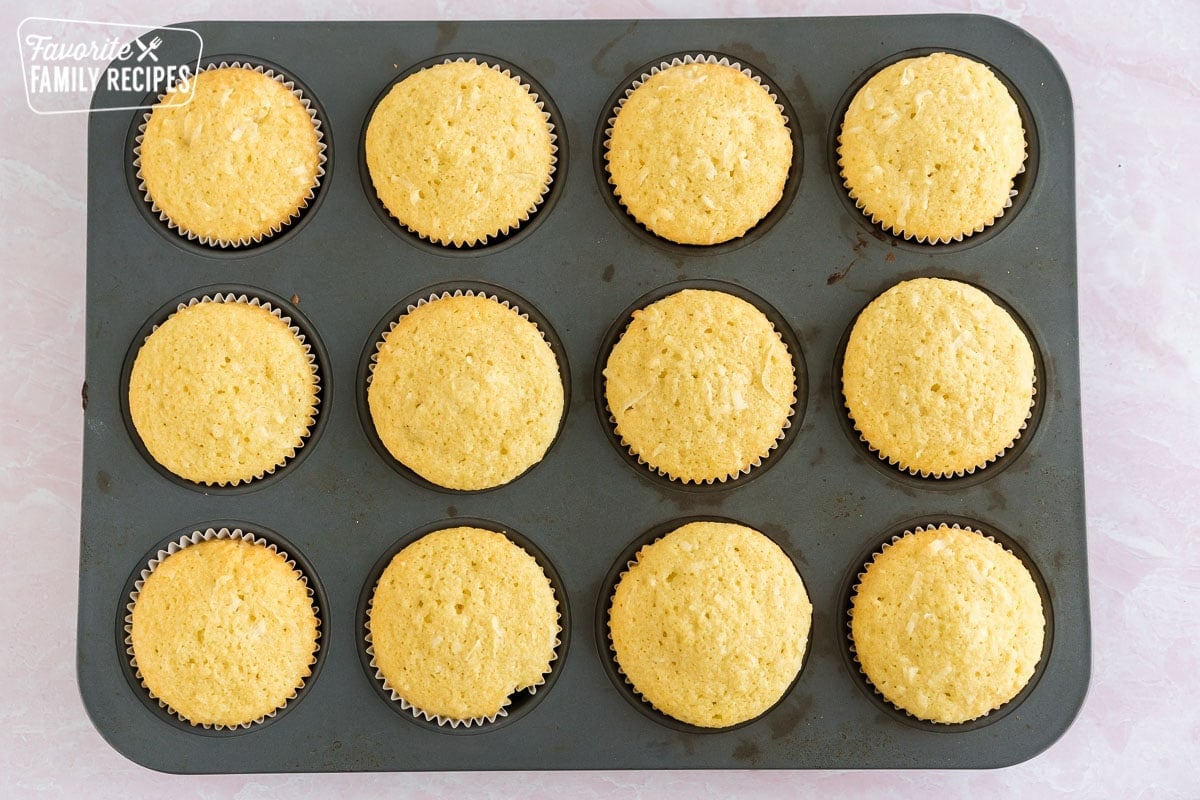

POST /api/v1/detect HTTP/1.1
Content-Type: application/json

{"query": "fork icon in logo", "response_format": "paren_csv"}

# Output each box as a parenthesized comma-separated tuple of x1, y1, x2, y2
(135, 36, 163, 62)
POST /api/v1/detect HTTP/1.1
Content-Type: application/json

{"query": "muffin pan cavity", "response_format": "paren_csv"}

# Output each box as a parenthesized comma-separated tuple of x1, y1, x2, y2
(81, 16, 1086, 772)
(357, 280, 571, 493)
(594, 278, 807, 491)
(831, 274, 1047, 489)
(595, 515, 813, 735)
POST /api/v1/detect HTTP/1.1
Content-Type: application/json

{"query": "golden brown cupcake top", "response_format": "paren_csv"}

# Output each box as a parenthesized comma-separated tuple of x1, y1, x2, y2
(129, 536, 319, 727)
(850, 525, 1045, 723)
(604, 289, 795, 483)
(138, 65, 323, 245)
(606, 60, 792, 245)
(838, 52, 1025, 243)
(365, 60, 554, 246)
(128, 299, 318, 486)
(367, 293, 563, 491)
(609, 521, 811, 728)
(368, 527, 560, 723)
(842, 277, 1034, 477)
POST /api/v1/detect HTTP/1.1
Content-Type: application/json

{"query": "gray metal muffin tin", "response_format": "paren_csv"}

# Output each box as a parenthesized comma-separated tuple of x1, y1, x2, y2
(80, 15, 1088, 772)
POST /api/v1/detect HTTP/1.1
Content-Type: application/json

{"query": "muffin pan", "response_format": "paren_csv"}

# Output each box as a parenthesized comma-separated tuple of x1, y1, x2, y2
(80, 15, 1087, 771)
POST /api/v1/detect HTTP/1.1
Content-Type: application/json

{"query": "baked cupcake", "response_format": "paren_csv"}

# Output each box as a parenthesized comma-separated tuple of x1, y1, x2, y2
(849, 524, 1045, 723)
(136, 63, 325, 246)
(603, 288, 795, 483)
(367, 291, 563, 491)
(841, 277, 1034, 477)
(608, 521, 811, 728)
(128, 295, 319, 486)
(838, 52, 1026, 243)
(606, 56, 792, 245)
(365, 58, 555, 246)
(366, 526, 560, 725)
(127, 530, 320, 728)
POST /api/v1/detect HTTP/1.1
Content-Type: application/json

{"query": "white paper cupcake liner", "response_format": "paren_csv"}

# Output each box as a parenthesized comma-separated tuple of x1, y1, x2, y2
(124, 527, 321, 730)
(363, 531, 562, 728)
(602, 53, 792, 241)
(137, 292, 321, 487)
(133, 61, 327, 248)
(607, 410, 794, 485)
(845, 523, 1036, 724)
(372, 57, 557, 248)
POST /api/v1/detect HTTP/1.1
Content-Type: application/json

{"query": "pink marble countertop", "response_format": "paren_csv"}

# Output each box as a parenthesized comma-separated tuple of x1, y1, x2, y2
(2, 0, 1196, 796)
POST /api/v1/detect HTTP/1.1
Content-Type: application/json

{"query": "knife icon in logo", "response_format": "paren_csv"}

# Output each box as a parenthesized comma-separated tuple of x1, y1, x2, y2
(134, 36, 162, 63)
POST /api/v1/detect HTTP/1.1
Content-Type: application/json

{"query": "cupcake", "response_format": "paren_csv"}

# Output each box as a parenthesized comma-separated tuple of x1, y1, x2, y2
(366, 526, 560, 726)
(605, 56, 792, 245)
(841, 277, 1034, 477)
(136, 63, 325, 246)
(365, 58, 556, 246)
(603, 288, 795, 483)
(837, 52, 1026, 243)
(849, 524, 1045, 723)
(608, 521, 811, 728)
(367, 291, 563, 491)
(127, 529, 320, 728)
(128, 295, 319, 486)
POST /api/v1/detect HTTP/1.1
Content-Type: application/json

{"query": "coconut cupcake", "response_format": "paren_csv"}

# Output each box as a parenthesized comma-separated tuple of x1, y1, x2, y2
(128, 295, 319, 486)
(849, 524, 1045, 723)
(841, 277, 1035, 477)
(127, 529, 320, 728)
(136, 63, 325, 246)
(605, 56, 793, 245)
(608, 520, 811, 728)
(603, 288, 795, 483)
(837, 52, 1026, 243)
(365, 58, 556, 246)
(366, 526, 560, 726)
(367, 291, 564, 491)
